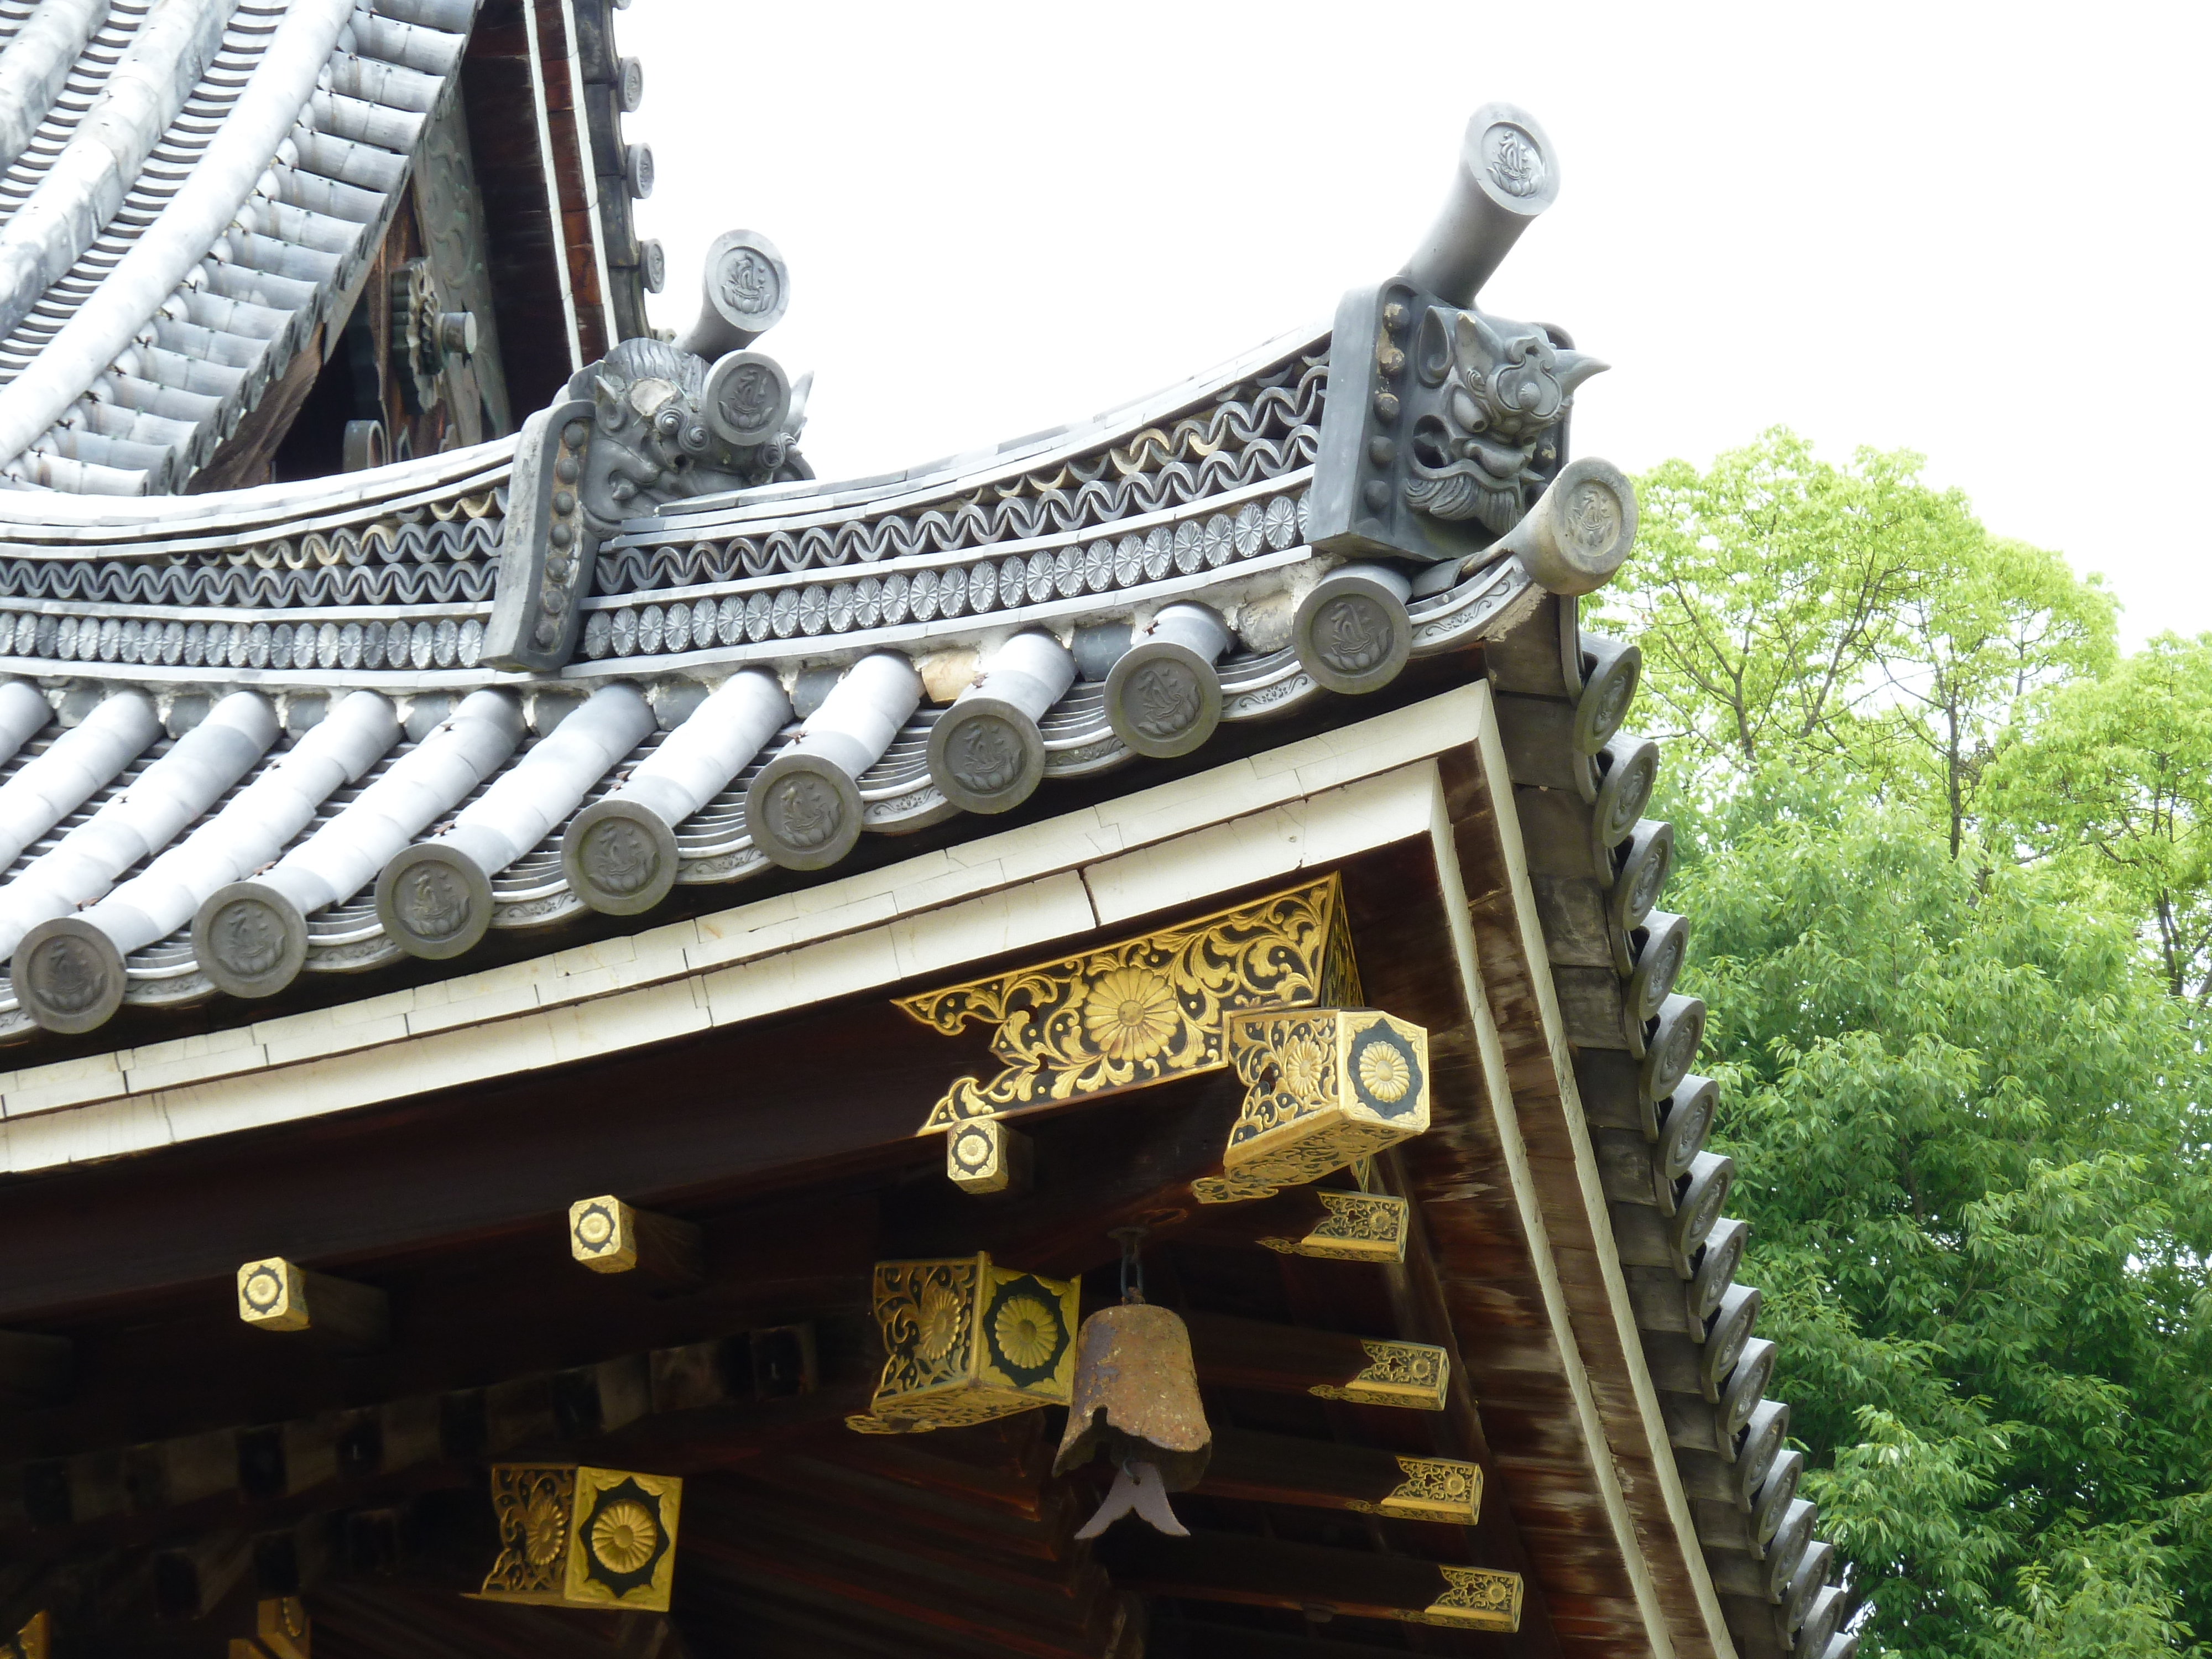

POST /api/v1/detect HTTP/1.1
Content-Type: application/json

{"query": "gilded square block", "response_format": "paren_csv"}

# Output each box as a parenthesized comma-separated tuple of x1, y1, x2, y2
(1208, 1009, 1430, 1201)
(478, 1464, 684, 1612)
(235, 1259, 309, 1332)
(851, 1253, 1079, 1433)
(945, 1118, 1029, 1194)
(568, 1196, 640, 1271)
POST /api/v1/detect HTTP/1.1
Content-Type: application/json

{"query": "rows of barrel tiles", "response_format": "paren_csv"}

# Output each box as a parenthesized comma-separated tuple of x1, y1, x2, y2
(1492, 617, 1858, 1659)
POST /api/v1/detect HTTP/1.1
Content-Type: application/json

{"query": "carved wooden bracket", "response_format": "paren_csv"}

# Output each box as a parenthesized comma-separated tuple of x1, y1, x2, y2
(1196, 1007, 1431, 1203)
(477, 1464, 684, 1612)
(898, 875, 1360, 1134)
(847, 1253, 1079, 1436)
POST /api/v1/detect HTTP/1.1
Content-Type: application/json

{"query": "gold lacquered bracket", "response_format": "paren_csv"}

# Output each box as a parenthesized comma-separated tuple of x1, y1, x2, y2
(1373, 1456, 1484, 1525)
(1405, 1566, 1523, 1632)
(1258, 1190, 1411, 1261)
(899, 875, 1359, 1134)
(227, 1598, 309, 1659)
(848, 1253, 1081, 1434)
(477, 1464, 684, 1611)
(1196, 1008, 1432, 1204)
(1310, 1339, 1451, 1410)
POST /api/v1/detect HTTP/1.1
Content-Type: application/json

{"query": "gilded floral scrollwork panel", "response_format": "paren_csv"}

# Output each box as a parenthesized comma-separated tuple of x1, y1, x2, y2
(899, 875, 1360, 1134)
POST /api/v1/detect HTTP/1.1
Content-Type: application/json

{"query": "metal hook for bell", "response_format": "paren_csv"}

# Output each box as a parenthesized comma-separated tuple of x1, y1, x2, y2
(1057, 1227, 1211, 1539)
(1113, 1224, 1146, 1304)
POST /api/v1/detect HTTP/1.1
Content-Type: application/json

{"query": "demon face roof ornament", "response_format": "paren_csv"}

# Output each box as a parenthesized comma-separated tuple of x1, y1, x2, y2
(1310, 102, 1631, 597)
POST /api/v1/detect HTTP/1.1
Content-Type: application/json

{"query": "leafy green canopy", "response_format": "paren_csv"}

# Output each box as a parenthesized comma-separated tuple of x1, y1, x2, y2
(1601, 430, 2212, 1656)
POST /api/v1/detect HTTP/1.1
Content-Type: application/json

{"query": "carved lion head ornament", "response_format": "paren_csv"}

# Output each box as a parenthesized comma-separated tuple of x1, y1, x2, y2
(571, 231, 813, 532)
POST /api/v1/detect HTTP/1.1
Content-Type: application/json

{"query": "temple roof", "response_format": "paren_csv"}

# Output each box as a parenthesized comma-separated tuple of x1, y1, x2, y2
(0, 326, 1566, 1043)
(0, 0, 476, 495)
(0, 93, 1863, 1658)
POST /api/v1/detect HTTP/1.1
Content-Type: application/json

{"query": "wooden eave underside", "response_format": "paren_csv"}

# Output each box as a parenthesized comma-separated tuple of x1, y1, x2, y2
(0, 677, 1726, 1659)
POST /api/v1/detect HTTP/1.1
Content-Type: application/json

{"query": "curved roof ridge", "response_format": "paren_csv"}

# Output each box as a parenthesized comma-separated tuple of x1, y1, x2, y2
(620, 320, 1332, 545)
(0, 425, 509, 536)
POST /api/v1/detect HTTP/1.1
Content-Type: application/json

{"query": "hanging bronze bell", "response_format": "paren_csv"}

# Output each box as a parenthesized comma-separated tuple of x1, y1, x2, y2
(1055, 1300, 1212, 1537)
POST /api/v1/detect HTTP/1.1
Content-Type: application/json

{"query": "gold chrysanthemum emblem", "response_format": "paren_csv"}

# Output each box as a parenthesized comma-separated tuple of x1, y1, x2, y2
(993, 1295, 1059, 1369)
(918, 1280, 966, 1361)
(522, 1488, 568, 1566)
(1280, 1035, 1329, 1099)
(589, 1500, 660, 1574)
(1081, 968, 1178, 1064)
(1358, 1040, 1412, 1103)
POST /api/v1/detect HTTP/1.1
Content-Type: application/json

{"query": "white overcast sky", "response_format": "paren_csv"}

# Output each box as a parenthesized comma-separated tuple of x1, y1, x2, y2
(619, 1, 2211, 646)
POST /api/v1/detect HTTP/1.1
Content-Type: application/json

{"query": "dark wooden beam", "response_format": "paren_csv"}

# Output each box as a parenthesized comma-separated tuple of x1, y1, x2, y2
(1152, 1624, 1472, 1659)
(0, 1319, 852, 1553)
(149, 1531, 249, 1622)
(1197, 1428, 1479, 1525)
(1102, 1529, 1520, 1631)
(0, 1333, 71, 1409)
(234, 1261, 388, 1355)
(567, 1197, 704, 1289)
(1184, 1312, 1449, 1411)
(0, 1002, 949, 1323)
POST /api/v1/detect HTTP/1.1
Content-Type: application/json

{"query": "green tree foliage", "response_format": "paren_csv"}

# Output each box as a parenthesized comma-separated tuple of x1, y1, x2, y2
(1604, 431, 2212, 1656)
(1988, 636, 2212, 1003)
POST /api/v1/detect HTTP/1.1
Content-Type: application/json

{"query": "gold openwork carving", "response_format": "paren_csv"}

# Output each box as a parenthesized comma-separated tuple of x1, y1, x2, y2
(1259, 1190, 1410, 1261)
(899, 877, 1359, 1134)
(477, 1464, 683, 1611)
(1308, 1339, 1449, 1410)
(229, 1598, 310, 1659)
(1194, 1009, 1431, 1204)
(1404, 1566, 1523, 1632)
(2, 1613, 49, 1659)
(848, 1253, 1081, 1433)
(1358, 1455, 1483, 1525)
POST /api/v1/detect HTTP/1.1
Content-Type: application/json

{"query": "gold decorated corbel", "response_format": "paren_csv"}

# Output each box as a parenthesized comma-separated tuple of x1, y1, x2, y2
(1310, 1338, 1451, 1410)
(847, 1253, 1080, 1433)
(1258, 1190, 1411, 1261)
(227, 1598, 309, 1659)
(898, 876, 1360, 1135)
(2, 1611, 48, 1659)
(1194, 1009, 1431, 1204)
(1370, 1456, 1484, 1525)
(476, 1464, 684, 1611)
(1404, 1566, 1523, 1632)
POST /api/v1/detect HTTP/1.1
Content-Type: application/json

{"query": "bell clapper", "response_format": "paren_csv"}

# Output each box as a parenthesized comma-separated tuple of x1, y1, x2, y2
(1074, 1456, 1188, 1540)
